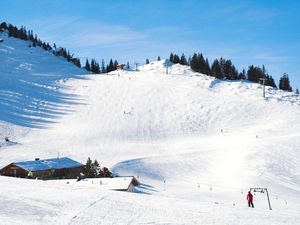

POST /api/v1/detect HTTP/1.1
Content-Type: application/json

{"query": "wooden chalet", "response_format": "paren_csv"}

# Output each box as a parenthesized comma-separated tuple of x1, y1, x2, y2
(0, 157, 84, 180)
(116, 64, 125, 70)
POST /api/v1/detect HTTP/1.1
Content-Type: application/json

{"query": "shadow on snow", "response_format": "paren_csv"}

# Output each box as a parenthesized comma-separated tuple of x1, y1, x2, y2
(0, 71, 88, 128)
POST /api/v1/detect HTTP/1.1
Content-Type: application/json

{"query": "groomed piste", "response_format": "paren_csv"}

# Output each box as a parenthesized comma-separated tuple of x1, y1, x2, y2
(0, 33, 300, 224)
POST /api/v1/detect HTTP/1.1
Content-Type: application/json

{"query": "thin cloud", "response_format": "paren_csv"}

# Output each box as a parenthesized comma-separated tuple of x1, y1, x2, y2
(63, 23, 147, 47)
(254, 53, 288, 63)
(23, 17, 147, 48)
(24, 16, 81, 39)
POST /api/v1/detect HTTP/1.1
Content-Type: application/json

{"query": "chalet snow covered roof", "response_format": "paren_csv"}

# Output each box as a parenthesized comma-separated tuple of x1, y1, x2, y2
(14, 157, 83, 172)
(80, 177, 140, 191)
(50, 176, 141, 192)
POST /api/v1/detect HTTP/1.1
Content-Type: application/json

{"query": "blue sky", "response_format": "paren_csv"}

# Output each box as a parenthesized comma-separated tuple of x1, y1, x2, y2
(1, 0, 299, 88)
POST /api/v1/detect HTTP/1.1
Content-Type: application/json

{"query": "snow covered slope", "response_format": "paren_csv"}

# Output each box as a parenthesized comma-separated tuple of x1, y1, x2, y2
(0, 31, 85, 131)
(0, 34, 300, 224)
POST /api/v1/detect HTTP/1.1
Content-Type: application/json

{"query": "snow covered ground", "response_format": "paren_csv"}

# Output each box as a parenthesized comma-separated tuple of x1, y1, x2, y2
(0, 33, 300, 224)
(1, 175, 299, 225)
(0, 31, 85, 130)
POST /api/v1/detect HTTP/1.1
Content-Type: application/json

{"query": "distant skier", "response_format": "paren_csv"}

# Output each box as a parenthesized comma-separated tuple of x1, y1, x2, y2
(247, 191, 254, 208)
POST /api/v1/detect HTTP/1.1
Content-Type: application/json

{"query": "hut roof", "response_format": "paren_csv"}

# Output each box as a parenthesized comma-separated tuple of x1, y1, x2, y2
(14, 157, 83, 172)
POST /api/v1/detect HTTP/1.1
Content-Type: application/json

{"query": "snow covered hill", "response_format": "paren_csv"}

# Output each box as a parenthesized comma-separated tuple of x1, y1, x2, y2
(0, 34, 300, 224)
(0, 31, 85, 130)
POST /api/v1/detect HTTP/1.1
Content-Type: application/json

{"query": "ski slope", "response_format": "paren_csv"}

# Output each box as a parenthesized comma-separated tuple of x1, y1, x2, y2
(0, 33, 300, 224)
(0, 31, 85, 130)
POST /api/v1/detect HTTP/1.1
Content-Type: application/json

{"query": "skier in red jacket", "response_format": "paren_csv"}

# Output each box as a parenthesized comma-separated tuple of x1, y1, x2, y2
(247, 191, 254, 208)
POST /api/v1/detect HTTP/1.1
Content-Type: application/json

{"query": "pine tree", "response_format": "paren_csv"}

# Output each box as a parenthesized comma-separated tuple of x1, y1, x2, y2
(180, 54, 188, 65)
(101, 59, 106, 73)
(205, 58, 211, 75)
(0, 22, 8, 30)
(169, 53, 174, 62)
(66, 50, 71, 61)
(197, 53, 206, 74)
(296, 88, 299, 95)
(126, 61, 130, 69)
(92, 160, 100, 177)
(157, 56, 161, 61)
(219, 58, 226, 78)
(95, 59, 100, 73)
(173, 54, 180, 64)
(106, 59, 114, 72)
(85, 157, 93, 177)
(85, 59, 91, 71)
(90, 59, 100, 73)
(238, 69, 246, 80)
(247, 65, 264, 83)
(146, 58, 150, 64)
(211, 59, 222, 79)
(190, 53, 199, 72)
(223, 59, 238, 80)
(113, 60, 118, 70)
(265, 75, 277, 88)
(279, 73, 292, 92)
(72, 58, 81, 68)
(90, 59, 95, 73)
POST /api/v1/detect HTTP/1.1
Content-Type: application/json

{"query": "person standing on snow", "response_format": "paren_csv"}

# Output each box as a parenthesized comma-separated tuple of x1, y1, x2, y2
(247, 191, 254, 208)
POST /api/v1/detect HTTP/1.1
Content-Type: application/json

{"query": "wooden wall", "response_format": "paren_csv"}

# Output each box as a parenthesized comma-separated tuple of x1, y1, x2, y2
(0, 164, 84, 180)
(0, 164, 28, 178)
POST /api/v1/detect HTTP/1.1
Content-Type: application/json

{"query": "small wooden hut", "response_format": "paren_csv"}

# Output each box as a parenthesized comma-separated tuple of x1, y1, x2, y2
(0, 157, 84, 180)
(116, 64, 125, 70)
